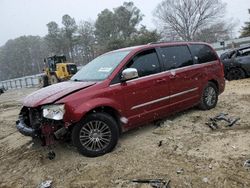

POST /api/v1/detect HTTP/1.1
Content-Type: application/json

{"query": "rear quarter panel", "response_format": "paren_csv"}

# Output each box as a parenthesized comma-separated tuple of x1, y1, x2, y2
(239, 56, 250, 76)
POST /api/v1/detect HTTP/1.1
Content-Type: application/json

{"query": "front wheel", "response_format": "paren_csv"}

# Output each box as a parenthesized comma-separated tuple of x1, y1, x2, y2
(72, 113, 119, 157)
(41, 75, 49, 87)
(199, 82, 218, 110)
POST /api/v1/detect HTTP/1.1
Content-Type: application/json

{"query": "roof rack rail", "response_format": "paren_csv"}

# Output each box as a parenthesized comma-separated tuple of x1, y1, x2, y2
(147, 41, 183, 45)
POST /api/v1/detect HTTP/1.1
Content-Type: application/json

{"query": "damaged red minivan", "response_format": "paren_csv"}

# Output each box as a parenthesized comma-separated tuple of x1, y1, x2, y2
(16, 42, 225, 157)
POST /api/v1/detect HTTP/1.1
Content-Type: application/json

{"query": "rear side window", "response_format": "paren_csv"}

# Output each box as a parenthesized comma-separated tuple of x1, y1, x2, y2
(189, 44, 218, 64)
(126, 49, 161, 77)
(160, 45, 193, 70)
(241, 47, 250, 57)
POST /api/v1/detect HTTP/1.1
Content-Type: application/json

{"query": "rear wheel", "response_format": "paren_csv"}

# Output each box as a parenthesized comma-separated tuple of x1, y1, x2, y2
(226, 68, 245, 81)
(72, 113, 119, 157)
(199, 82, 218, 110)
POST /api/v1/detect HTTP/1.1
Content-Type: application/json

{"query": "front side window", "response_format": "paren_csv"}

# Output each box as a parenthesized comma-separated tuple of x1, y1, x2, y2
(48, 59, 56, 72)
(189, 44, 218, 64)
(160, 45, 193, 70)
(71, 50, 131, 81)
(126, 49, 161, 77)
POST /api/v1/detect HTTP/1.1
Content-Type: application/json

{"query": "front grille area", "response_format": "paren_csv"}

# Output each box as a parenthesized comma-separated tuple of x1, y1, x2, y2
(20, 107, 42, 130)
(18, 106, 67, 145)
(20, 106, 65, 129)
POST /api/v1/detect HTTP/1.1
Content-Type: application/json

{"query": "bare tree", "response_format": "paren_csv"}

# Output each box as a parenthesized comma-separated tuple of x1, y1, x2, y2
(194, 21, 237, 42)
(154, 0, 228, 41)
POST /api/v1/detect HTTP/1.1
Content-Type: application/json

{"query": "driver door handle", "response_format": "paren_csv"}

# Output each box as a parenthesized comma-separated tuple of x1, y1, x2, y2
(156, 78, 166, 83)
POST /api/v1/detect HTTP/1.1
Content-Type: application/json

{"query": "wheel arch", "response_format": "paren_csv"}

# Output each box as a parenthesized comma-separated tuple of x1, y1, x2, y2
(208, 79, 219, 91)
(84, 106, 123, 135)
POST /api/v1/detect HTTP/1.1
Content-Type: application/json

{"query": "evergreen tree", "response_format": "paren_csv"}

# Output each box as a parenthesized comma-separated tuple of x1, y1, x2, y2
(240, 9, 250, 38)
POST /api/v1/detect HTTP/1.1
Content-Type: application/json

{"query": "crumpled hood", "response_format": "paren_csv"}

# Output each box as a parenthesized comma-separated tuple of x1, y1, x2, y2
(23, 81, 96, 107)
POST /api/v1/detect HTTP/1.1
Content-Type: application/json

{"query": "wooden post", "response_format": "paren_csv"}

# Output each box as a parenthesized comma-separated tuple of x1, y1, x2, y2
(19, 79, 22, 88)
(25, 78, 28, 87)
(31, 77, 34, 86)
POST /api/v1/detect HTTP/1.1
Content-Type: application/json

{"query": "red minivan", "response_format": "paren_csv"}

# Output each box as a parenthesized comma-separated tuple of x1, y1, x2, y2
(16, 42, 225, 157)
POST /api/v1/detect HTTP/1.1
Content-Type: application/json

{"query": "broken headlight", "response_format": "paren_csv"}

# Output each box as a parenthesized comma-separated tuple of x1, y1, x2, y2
(42, 104, 65, 120)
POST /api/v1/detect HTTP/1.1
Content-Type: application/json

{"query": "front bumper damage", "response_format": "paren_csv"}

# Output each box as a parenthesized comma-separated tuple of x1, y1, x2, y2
(16, 115, 38, 137)
(16, 107, 68, 147)
(16, 107, 69, 160)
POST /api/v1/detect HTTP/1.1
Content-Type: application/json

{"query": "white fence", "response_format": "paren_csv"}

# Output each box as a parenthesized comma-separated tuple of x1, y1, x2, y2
(0, 74, 42, 90)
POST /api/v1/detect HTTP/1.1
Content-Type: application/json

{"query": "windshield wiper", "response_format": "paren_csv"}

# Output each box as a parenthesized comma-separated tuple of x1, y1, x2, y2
(73, 79, 82, 82)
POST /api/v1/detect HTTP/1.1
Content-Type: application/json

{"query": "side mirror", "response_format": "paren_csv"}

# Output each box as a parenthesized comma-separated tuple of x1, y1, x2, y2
(121, 68, 139, 82)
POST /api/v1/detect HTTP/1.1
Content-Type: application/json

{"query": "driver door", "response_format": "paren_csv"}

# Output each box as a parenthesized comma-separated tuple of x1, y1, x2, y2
(112, 49, 170, 128)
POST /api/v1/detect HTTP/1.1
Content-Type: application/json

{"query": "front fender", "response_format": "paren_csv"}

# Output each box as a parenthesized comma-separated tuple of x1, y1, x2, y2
(64, 98, 123, 123)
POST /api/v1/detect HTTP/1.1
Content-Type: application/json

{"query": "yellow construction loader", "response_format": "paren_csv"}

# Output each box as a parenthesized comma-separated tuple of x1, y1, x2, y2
(41, 55, 78, 87)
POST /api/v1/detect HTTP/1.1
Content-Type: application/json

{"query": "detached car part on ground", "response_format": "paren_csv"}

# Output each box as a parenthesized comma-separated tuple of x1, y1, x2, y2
(16, 42, 225, 157)
(0, 86, 6, 95)
(221, 45, 250, 81)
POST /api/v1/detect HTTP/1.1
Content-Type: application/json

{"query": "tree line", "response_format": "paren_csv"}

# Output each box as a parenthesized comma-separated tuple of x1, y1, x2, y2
(0, 1, 249, 81)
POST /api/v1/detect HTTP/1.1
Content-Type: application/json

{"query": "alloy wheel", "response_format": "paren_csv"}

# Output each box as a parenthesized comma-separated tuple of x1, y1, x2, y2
(204, 86, 217, 107)
(79, 120, 112, 151)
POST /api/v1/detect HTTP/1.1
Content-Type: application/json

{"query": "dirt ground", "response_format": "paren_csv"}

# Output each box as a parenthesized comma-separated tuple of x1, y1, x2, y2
(0, 79, 250, 188)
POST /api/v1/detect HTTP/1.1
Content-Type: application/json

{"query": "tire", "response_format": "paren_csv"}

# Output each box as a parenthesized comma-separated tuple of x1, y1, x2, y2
(226, 68, 245, 81)
(50, 75, 59, 85)
(72, 113, 119, 157)
(41, 75, 49, 87)
(199, 82, 218, 110)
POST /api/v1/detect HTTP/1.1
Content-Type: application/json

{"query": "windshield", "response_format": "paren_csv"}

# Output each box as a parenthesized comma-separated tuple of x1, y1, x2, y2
(71, 50, 131, 81)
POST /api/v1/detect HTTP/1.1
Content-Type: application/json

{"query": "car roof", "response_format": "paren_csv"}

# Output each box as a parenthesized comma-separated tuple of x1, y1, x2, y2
(225, 45, 250, 53)
(237, 45, 250, 51)
(110, 41, 211, 54)
(220, 45, 250, 57)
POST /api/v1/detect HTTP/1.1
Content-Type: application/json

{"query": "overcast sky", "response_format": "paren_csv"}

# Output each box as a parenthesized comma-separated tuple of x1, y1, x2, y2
(0, 0, 249, 46)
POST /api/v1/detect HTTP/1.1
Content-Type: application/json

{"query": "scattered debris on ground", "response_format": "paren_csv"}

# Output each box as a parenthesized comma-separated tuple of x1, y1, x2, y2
(176, 168, 184, 175)
(47, 150, 56, 160)
(244, 160, 250, 168)
(206, 112, 240, 130)
(38, 180, 53, 188)
(0, 79, 250, 187)
(131, 179, 171, 188)
(158, 140, 163, 147)
(0, 87, 5, 95)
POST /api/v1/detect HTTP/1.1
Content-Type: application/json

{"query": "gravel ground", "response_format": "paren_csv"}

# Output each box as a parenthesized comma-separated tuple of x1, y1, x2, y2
(0, 79, 250, 188)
